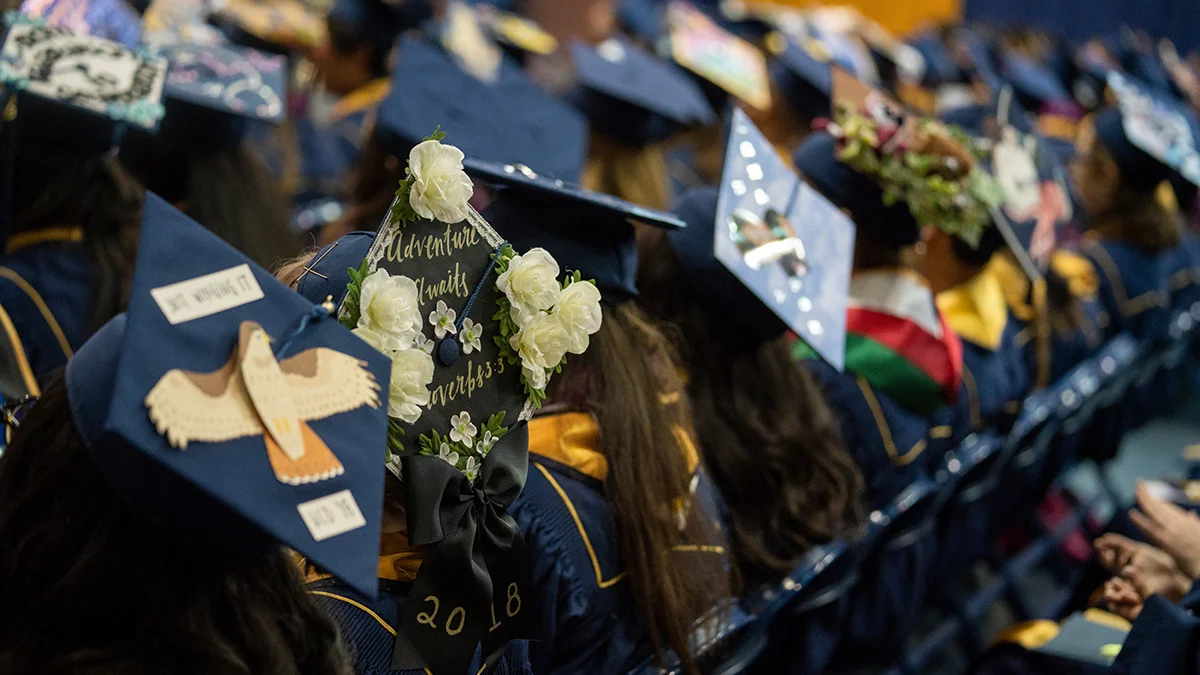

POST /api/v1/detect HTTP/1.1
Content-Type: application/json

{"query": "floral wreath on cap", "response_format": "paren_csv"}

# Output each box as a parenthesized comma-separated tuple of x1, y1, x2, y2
(338, 129, 602, 482)
(820, 98, 1006, 248)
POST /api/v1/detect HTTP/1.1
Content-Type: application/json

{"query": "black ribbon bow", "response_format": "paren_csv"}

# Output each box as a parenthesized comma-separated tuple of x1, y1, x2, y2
(391, 425, 540, 674)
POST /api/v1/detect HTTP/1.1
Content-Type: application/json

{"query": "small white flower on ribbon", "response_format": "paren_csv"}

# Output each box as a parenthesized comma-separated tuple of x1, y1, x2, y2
(449, 412, 477, 447)
(477, 430, 496, 456)
(438, 442, 460, 467)
(429, 300, 458, 338)
(459, 318, 483, 354)
(464, 456, 480, 482)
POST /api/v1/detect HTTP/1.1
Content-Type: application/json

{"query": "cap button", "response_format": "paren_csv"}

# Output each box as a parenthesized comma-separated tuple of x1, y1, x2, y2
(437, 337, 460, 366)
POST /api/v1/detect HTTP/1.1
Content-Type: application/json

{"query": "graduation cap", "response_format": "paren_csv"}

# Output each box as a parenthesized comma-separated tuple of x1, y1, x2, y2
(955, 27, 1004, 94)
(19, 0, 142, 47)
(765, 33, 842, 123)
(468, 156, 686, 298)
(909, 31, 961, 87)
(153, 41, 287, 148)
(380, 34, 587, 182)
(64, 193, 390, 598)
(293, 133, 600, 673)
(1002, 50, 1074, 113)
(673, 108, 853, 365)
(327, 0, 431, 52)
(568, 35, 716, 147)
(211, 0, 326, 53)
(664, 0, 772, 111)
(1099, 70, 1200, 189)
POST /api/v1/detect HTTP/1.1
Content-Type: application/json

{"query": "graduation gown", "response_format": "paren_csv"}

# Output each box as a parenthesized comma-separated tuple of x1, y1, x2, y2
(509, 411, 735, 675)
(307, 553, 533, 675)
(293, 78, 389, 210)
(0, 229, 93, 384)
(1109, 581, 1200, 674)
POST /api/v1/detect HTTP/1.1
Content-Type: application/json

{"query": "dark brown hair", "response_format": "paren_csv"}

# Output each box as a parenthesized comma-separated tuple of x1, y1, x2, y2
(12, 139, 142, 332)
(1079, 140, 1182, 253)
(0, 376, 355, 675)
(546, 301, 733, 673)
(326, 15, 391, 80)
(322, 131, 402, 244)
(121, 135, 299, 270)
(637, 230, 864, 589)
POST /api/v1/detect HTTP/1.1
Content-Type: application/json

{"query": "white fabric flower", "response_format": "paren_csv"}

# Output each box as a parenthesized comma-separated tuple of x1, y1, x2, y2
(459, 318, 483, 354)
(352, 325, 389, 353)
(477, 430, 496, 456)
(407, 140, 473, 223)
(429, 299, 458, 338)
(412, 332, 436, 355)
(510, 311, 570, 391)
(388, 348, 435, 423)
(553, 281, 603, 354)
(497, 248, 561, 326)
(357, 270, 423, 350)
(449, 412, 477, 447)
(463, 456, 480, 482)
(438, 442, 460, 467)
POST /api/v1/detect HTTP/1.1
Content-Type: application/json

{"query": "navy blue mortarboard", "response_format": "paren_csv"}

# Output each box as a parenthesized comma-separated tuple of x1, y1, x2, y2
(467, 157, 686, 298)
(328, 0, 430, 51)
(909, 31, 960, 87)
(64, 193, 389, 598)
(19, 0, 142, 46)
(767, 36, 840, 123)
(955, 28, 1003, 93)
(379, 34, 587, 182)
(793, 130, 919, 248)
(152, 41, 286, 148)
(673, 108, 853, 365)
(294, 231, 376, 308)
(1002, 51, 1072, 112)
(1097, 71, 1200, 190)
(568, 36, 716, 147)
(617, 0, 665, 43)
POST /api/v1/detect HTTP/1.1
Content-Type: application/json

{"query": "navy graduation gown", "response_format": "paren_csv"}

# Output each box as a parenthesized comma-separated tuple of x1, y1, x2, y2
(308, 577, 533, 675)
(510, 412, 735, 674)
(0, 233, 93, 383)
(292, 79, 389, 209)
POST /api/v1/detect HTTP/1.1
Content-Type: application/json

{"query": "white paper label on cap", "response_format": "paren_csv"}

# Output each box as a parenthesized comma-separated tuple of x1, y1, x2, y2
(150, 264, 264, 325)
(297, 489, 367, 542)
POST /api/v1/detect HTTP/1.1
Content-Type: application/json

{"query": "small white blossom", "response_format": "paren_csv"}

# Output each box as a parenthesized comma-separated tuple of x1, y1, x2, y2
(407, 140, 474, 223)
(429, 300, 458, 339)
(438, 442, 460, 467)
(357, 270, 423, 350)
(388, 348, 435, 423)
(412, 332, 436, 355)
(459, 318, 483, 354)
(352, 325, 389, 353)
(449, 412, 477, 447)
(497, 248, 561, 326)
(477, 430, 497, 456)
(463, 456, 480, 482)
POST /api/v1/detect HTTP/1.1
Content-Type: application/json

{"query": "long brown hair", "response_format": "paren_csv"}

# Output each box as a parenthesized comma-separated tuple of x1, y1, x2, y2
(546, 301, 733, 673)
(13, 139, 142, 331)
(0, 377, 354, 675)
(637, 229, 864, 589)
(1077, 140, 1182, 253)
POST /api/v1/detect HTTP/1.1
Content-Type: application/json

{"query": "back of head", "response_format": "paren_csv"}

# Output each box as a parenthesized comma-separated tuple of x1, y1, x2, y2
(13, 134, 143, 331)
(638, 189, 864, 588)
(0, 376, 353, 675)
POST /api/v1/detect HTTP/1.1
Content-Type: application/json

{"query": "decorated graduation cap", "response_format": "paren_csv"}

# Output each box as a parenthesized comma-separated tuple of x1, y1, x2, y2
(1097, 70, 1200, 190)
(662, 0, 771, 112)
(64, 193, 389, 597)
(211, 0, 325, 53)
(942, 87, 1073, 276)
(467, 156, 686, 299)
(296, 131, 605, 673)
(152, 41, 286, 148)
(19, 0, 142, 47)
(794, 68, 1004, 250)
(568, 35, 715, 147)
(380, 34, 587, 182)
(674, 108, 853, 365)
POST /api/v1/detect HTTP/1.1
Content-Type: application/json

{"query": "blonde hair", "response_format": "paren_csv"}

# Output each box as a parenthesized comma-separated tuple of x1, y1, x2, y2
(272, 249, 319, 290)
(582, 131, 671, 211)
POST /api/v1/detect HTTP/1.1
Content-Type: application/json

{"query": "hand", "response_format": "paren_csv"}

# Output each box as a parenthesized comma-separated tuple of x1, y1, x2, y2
(1130, 483, 1200, 580)
(1103, 577, 1145, 621)
(1095, 533, 1192, 603)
